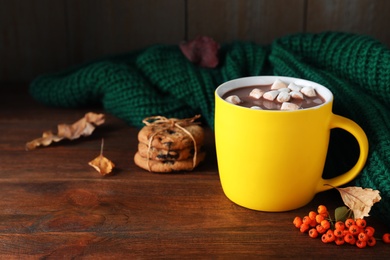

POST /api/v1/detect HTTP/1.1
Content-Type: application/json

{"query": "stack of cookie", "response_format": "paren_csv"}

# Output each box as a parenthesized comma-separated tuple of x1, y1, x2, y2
(134, 115, 205, 172)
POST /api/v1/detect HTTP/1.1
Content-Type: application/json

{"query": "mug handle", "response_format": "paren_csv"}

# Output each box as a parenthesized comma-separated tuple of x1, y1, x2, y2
(316, 114, 369, 192)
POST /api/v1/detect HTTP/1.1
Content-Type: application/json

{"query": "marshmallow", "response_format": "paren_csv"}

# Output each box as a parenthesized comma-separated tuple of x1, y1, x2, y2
(278, 88, 291, 93)
(271, 79, 287, 90)
(276, 91, 291, 103)
(225, 95, 242, 105)
(301, 86, 317, 97)
(281, 102, 300, 111)
(249, 88, 264, 99)
(287, 83, 302, 92)
(263, 90, 280, 101)
(290, 91, 304, 100)
(263, 100, 279, 110)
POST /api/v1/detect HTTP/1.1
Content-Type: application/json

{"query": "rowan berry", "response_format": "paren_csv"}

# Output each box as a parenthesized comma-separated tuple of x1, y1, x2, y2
(315, 214, 325, 224)
(383, 233, 390, 244)
(335, 236, 345, 246)
(325, 229, 336, 242)
(293, 216, 302, 228)
(300, 223, 310, 233)
(308, 211, 317, 220)
(355, 218, 367, 228)
(345, 218, 355, 228)
(315, 224, 326, 234)
(358, 232, 369, 242)
(321, 234, 329, 243)
(367, 236, 376, 247)
(308, 228, 319, 238)
(333, 228, 344, 238)
(317, 205, 327, 215)
(344, 233, 356, 245)
(319, 212, 329, 218)
(334, 221, 345, 231)
(364, 226, 375, 237)
(309, 219, 317, 228)
(302, 216, 311, 225)
(321, 219, 331, 230)
(342, 229, 350, 236)
(356, 240, 367, 249)
(292, 205, 383, 248)
(349, 224, 360, 236)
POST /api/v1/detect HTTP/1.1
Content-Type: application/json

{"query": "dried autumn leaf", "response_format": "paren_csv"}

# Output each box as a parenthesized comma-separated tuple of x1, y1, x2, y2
(179, 35, 220, 68)
(88, 155, 115, 175)
(335, 186, 381, 219)
(88, 138, 115, 175)
(25, 112, 105, 150)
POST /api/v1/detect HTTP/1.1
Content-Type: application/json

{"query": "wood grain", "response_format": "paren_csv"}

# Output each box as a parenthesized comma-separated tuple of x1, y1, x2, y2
(1, 84, 390, 258)
(1, 0, 389, 81)
(0, 0, 69, 81)
(306, 0, 390, 46)
(186, 0, 305, 44)
(66, 0, 185, 64)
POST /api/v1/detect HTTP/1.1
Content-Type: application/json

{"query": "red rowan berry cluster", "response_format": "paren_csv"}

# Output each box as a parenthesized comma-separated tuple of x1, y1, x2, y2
(293, 205, 390, 248)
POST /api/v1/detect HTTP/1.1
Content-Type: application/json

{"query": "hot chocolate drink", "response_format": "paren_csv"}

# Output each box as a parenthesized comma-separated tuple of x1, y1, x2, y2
(222, 79, 325, 111)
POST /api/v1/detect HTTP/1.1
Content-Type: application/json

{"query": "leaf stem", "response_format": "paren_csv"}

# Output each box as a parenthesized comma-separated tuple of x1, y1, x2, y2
(100, 138, 104, 156)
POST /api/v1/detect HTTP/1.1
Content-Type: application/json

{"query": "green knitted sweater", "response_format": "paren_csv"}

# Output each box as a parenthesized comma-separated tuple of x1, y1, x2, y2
(30, 32, 390, 225)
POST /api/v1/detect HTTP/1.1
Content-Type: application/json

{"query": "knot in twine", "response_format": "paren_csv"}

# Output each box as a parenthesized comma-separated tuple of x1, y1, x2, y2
(142, 115, 201, 172)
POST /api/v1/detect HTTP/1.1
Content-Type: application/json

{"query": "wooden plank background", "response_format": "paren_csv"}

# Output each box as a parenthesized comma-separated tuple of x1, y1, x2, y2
(1, 0, 389, 82)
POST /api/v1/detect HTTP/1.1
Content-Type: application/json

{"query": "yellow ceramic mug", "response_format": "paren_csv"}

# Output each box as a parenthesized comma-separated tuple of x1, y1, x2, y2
(214, 76, 369, 211)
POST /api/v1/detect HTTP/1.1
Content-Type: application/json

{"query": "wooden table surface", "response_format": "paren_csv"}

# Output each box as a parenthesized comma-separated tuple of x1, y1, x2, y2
(1, 83, 389, 259)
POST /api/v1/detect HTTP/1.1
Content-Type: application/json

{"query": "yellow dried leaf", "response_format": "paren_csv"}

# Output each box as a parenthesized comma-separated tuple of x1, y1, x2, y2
(336, 186, 381, 219)
(25, 112, 105, 150)
(88, 155, 115, 175)
(89, 139, 115, 175)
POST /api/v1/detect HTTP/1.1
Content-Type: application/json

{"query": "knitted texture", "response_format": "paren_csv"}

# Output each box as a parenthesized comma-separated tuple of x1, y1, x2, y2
(30, 32, 390, 225)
